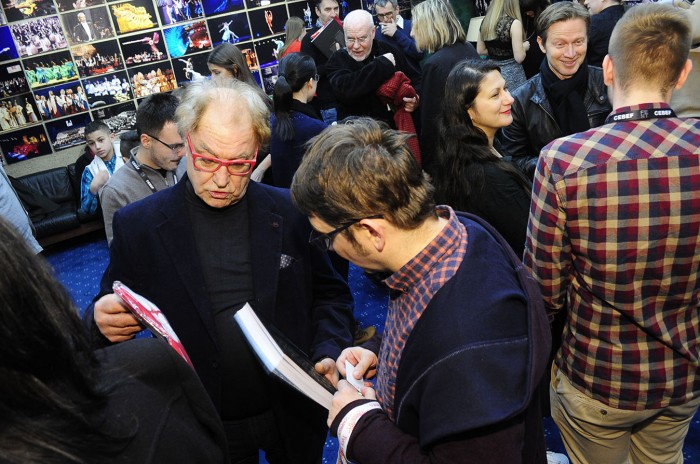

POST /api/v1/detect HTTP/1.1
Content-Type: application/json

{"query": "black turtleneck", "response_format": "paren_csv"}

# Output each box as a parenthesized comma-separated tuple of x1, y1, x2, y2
(184, 180, 271, 420)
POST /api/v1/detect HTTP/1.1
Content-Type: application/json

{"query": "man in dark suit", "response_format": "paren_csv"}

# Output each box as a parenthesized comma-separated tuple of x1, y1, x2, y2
(73, 12, 99, 42)
(374, 0, 421, 77)
(326, 9, 420, 126)
(300, 0, 340, 124)
(84, 79, 355, 463)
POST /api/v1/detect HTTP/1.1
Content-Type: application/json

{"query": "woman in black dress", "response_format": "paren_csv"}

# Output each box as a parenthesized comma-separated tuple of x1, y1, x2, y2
(432, 59, 531, 257)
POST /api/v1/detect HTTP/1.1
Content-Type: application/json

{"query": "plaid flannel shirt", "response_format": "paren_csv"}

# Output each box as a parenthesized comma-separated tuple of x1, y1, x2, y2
(524, 103, 700, 410)
(376, 206, 467, 419)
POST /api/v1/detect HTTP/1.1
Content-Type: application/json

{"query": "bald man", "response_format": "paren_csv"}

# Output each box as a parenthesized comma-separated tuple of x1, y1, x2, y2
(325, 9, 420, 126)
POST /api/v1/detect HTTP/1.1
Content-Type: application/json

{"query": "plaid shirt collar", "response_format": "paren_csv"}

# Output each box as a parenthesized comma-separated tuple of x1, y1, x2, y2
(384, 205, 459, 295)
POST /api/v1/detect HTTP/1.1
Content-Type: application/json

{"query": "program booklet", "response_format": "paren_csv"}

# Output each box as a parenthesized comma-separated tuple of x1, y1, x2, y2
(112, 281, 194, 368)
(310, 17, 345, 59)
(234, 303, 335, 410)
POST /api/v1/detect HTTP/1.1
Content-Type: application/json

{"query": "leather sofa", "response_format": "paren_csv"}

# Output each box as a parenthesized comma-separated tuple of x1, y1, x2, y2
(14, 164, 103, 247)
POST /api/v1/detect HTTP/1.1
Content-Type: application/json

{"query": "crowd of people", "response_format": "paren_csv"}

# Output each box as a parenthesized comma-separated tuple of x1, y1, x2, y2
(10, 16, 67, 57)
(1, 0, 699, 463)
(25, 59, 77, 87)
(74, 52, 123, 78)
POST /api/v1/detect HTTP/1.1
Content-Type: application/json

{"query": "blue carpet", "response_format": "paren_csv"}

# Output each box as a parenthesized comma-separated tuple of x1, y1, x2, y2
(43, 232, 700, 463)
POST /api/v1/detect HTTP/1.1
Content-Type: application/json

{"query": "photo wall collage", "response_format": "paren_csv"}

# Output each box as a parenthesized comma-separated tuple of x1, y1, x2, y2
(0, 0, 394, 165)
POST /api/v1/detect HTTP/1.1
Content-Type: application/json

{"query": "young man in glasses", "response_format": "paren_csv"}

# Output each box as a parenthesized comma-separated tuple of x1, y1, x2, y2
(100, 92, 185, 244)
(291, 117, 551, 463)
(326, 9, 420, 127)
(85, 79, 355, 464)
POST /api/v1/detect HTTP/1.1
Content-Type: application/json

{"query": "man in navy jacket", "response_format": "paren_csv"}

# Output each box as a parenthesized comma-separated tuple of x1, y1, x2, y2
(84, 80, 354, 463)
(291, 118, 551, 463)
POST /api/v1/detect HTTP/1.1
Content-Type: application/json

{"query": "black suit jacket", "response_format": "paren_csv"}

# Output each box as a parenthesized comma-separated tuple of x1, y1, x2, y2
(86, 178, 355, 462)
(73, 21, 98, 42)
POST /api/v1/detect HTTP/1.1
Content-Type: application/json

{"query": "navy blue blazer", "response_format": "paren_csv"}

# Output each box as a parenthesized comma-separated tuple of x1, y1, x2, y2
(85, 178, 354, 447)
(374, 18, 422, 77)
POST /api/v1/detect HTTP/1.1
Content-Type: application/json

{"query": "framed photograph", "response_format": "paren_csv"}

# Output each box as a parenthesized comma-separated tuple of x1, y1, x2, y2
(32, 81, 89, 120)
(55, 0, 105, 13)
(0, 124, 51, 164)
(119, 31, 166, 66)
(287, 1, 313, 29)
(9, 16, 67, 58)
(83, 70, 133, 108)
(0, 26, 19, 60)
(201, 0, 241, 16)
(156, 0, 203, 26)
(61, 6, 115, 45)
(0, 94, 40, 132)
(23, 50, 79, 88)
(248, 4, 288, 40)
(253, 34, 282, 68)
(0, 61, 27, 96)
(91, 100, 135, 132)
(45, 112, 93, 150)
(237, 43, 257, 70)
(128, 62, 177, 98)
(259, 61, 277, 95)
(1, 0, 56, 23)
(244, 0, 284, 9)
(172, 51, 208, 86)
(206, 11, 250, 48)
(163, 20, 210, 58)
(71, 40, 123, 78)
(109, 0, 157, 35)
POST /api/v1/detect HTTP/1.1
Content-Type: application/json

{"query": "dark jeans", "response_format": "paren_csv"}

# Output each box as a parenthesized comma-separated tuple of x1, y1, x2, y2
(223, 410, 286, 464)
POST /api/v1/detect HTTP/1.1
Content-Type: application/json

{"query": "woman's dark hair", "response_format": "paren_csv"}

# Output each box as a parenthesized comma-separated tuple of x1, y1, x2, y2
(0, 218, 133, 463)
(433, 59, 530, 212)
(272, 53, 317, 142)
(207, 43, 258, 88)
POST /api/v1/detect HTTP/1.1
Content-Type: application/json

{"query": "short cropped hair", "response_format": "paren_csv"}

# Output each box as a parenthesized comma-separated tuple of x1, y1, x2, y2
(119, 129, 139, 158)
(411, 0, 466, 53)
(375, 0, 398, 9)
(175, 78, 270, 148)
(608, 4, 691, 95)
(84, 120, 110, 138)
(135, 92, 179, 137)
(537, 1, 590, 44)
(291, 118, 436, 231)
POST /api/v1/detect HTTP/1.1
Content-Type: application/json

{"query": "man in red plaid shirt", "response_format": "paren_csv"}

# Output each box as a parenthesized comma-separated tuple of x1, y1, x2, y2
(524, 4, 700, 463)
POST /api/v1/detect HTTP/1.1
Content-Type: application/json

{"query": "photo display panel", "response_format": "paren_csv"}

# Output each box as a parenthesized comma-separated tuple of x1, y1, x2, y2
(0, 0, 380, 162)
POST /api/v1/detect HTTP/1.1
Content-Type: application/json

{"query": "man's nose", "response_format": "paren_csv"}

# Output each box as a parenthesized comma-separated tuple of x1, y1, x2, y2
(213, 166, 230, 186)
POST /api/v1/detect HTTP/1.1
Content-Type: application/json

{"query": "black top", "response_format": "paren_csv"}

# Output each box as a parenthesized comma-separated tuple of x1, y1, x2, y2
(326, 39, 420, 126)
(301, 26, 337, 111)
(185, 183, 271, 419)
(95, 338, 228, 463)
(587, 5, 625, 67)
(470, 162, 530, 257)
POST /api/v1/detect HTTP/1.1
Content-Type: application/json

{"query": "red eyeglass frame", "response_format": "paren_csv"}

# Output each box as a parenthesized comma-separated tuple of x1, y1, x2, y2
(186, 133, 258, 176)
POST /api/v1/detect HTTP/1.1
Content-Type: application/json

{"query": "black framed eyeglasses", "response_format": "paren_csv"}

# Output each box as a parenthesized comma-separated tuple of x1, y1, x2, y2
(309, 215, 383, 251)
(147, 133, 186, 154)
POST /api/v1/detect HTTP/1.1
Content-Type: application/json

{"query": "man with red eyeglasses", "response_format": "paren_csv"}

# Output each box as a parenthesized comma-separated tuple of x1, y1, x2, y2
(84, 79, 355, 463)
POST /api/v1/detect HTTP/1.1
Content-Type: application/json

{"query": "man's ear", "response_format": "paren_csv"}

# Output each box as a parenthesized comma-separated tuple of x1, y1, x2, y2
(674, 58, 693, 90)
(140, 133, 151, 148)
(537, 35, 546, 54)
(359, 218, 385, 252)
(602, 54, 614, 87)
